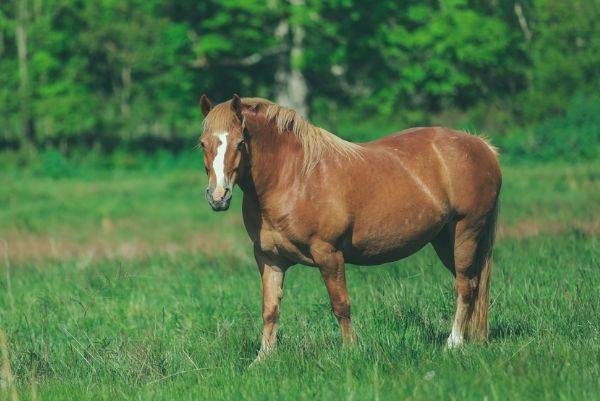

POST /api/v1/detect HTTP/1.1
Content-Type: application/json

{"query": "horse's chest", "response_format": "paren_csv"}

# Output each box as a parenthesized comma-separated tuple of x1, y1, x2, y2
(242, 197, 314, 264)
(257, 226, 313, 264)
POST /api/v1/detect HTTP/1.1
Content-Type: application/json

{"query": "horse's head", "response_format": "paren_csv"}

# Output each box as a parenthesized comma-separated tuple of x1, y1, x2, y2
(199, 94, 249, 211)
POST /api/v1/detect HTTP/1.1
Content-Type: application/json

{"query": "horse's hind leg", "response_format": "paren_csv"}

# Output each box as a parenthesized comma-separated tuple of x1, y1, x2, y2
(446, 227, 479, 348)
(445, 205, 498, 348)
(431, 223, 471, 348)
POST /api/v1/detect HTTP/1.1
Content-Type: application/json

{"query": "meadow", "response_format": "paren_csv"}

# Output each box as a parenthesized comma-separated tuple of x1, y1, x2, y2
(0, 160, 598, 400)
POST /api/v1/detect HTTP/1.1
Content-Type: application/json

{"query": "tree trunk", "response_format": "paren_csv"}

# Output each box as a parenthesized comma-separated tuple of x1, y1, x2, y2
(274, 0, 308, 117)
(15, 0, 35, 147)
(514, 3, 532, 43)
(120, 65, 132, 119)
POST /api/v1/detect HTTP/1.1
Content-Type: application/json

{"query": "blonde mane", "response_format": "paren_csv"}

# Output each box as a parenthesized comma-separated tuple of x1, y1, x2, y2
(203, 97, 362, 174)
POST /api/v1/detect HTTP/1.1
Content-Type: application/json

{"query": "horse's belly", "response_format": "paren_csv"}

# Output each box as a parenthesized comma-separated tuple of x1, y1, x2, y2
(343, 237, 431, 265)
(344, 207, 448, 265)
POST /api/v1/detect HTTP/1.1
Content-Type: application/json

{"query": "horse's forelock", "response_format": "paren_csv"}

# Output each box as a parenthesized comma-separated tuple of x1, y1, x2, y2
(202, 102, 238, 135)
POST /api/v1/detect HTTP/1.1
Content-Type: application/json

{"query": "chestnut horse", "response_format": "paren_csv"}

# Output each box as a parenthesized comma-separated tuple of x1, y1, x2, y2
(199, 94, 501, 363)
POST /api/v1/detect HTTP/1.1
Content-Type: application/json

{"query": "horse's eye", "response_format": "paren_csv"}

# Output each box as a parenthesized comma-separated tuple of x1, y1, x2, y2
(237, 140, 245, 150)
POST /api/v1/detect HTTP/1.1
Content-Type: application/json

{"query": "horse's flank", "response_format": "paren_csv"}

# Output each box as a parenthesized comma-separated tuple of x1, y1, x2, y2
(203, 97, 363, 174)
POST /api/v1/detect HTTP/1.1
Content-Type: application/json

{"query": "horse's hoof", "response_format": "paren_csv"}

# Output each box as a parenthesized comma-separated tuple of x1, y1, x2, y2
(342, 329, 358, 347)
(248, 349, 272, 368)
(248, 358, 262, 369)
(445, 335, 464, 350)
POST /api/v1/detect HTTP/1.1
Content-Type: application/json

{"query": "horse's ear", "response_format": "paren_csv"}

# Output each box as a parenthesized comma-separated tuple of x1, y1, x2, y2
(247, 102, 261, 113)
(231, 93, 243, 121)
(200, 94, 213, 117)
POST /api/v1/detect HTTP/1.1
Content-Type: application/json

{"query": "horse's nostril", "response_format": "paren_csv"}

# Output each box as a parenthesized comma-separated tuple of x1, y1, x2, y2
(212, 186, 226, 202)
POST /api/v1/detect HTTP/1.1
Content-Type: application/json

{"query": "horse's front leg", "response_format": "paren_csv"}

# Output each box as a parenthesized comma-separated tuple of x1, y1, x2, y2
(311, 241, 357, 345)
(252, 247, 286, 364)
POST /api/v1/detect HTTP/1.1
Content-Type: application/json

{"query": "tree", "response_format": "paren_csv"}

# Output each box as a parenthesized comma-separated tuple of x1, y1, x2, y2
(15, 0, 35, 146)
(274, 0, 309, 117)
(525, 0, 600, 118)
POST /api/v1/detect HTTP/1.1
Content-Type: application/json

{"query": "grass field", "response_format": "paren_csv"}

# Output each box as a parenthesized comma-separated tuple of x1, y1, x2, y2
(1, 161, 599, 400)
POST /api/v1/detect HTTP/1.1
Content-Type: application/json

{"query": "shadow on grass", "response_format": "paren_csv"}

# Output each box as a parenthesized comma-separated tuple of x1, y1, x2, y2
(489, 321, 533, 340)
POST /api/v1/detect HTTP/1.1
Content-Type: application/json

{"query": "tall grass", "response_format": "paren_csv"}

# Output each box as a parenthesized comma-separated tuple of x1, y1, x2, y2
(0, 235, 598, 400)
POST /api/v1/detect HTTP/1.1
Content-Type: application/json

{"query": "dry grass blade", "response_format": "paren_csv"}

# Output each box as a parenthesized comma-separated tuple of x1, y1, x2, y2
(1, 240, 15, 312)
(0, 327, 19, 401)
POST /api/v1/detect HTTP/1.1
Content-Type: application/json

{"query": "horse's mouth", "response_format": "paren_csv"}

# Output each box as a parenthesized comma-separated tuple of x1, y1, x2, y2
(205, 187, 232, 211)
(210, 199, 231, 211)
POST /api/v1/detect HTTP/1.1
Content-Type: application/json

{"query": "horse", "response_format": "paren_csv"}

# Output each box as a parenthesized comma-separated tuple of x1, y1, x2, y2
(198, 94, 501, 363)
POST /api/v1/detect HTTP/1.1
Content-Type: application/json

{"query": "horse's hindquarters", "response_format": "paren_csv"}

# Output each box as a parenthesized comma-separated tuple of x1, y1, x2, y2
(336, 127, 500, 267)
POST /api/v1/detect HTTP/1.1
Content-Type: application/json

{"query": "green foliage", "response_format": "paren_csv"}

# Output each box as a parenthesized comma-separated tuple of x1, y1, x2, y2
(524, 0, 600, 119)
(0, 147, 200, 178)
(497, 93, 600, 162)
(0, 0, 598, 161)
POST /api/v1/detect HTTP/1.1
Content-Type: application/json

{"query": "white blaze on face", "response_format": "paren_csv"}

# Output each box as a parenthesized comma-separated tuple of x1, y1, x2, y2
(212, 132, 229, 198)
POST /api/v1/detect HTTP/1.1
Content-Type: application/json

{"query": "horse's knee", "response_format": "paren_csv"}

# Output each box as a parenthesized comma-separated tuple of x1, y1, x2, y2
(262, 288, 282, 324)
(261, 273, 283, 324)
(455, 275, 477, 303)
(262, 302, 281, 324)
(331, 297, 351, 320)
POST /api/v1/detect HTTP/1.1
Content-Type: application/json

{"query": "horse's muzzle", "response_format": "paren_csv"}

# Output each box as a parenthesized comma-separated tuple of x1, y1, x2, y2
(205, 186, 232, 211)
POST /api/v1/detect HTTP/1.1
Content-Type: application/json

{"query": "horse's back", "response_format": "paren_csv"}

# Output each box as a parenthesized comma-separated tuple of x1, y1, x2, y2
(365, 126, 497, 160)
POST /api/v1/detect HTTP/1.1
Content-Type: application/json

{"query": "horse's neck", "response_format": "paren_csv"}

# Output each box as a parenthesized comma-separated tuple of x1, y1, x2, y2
(239, 117, 304, 201)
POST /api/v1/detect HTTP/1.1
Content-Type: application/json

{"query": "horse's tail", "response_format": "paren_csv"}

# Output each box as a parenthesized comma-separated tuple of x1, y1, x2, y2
(466, 199, 499, 341)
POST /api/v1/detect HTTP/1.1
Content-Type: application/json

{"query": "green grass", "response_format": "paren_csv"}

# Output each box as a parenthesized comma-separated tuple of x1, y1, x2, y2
(0, 161, 599, 400)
